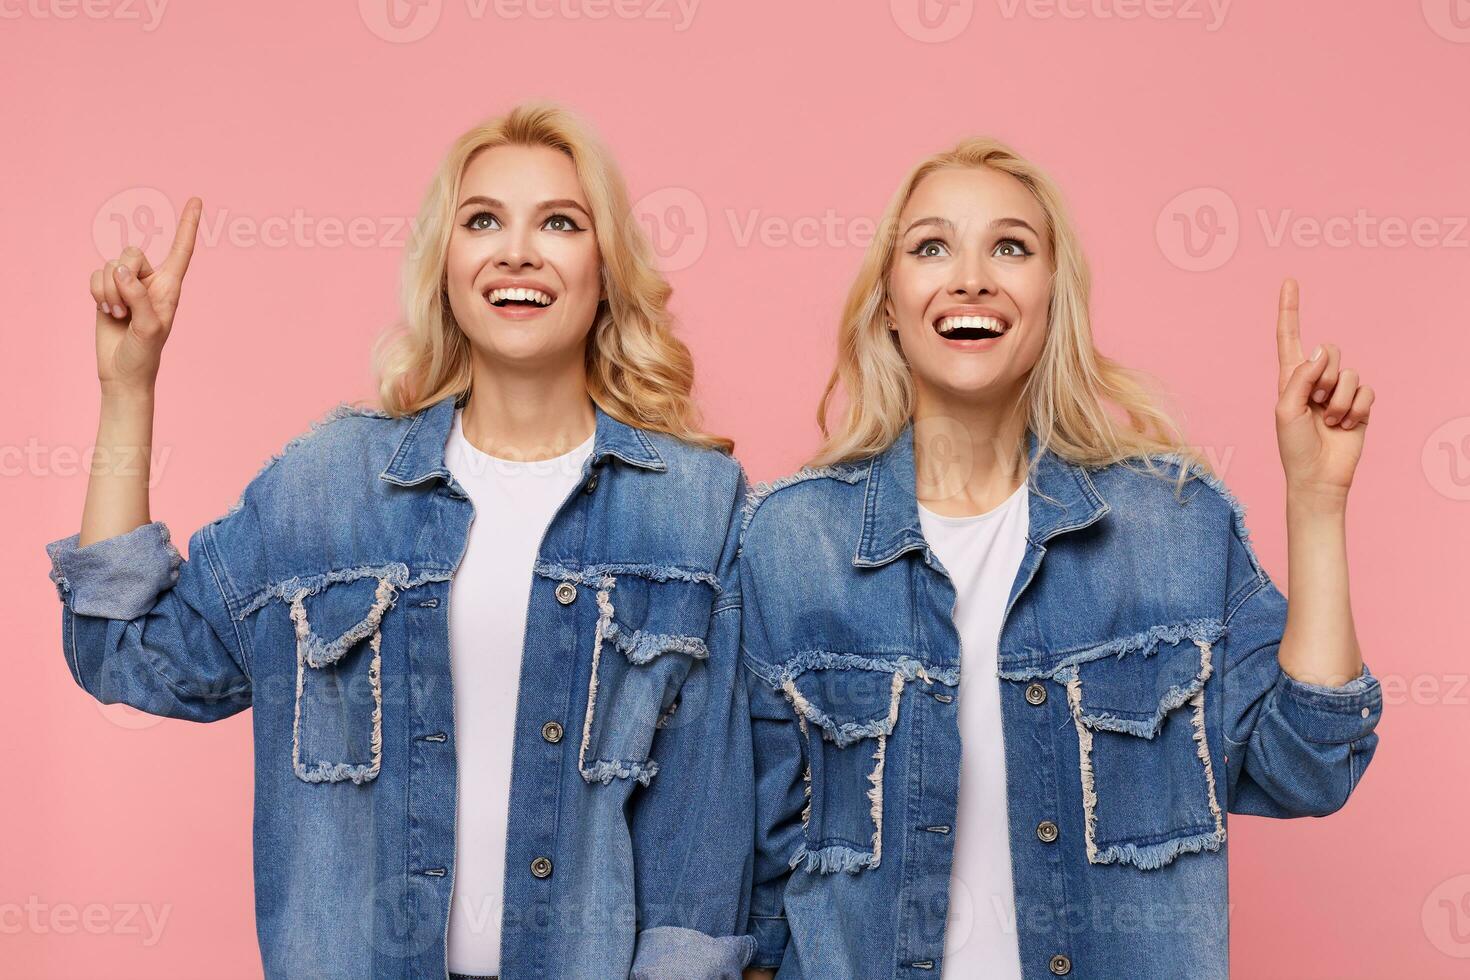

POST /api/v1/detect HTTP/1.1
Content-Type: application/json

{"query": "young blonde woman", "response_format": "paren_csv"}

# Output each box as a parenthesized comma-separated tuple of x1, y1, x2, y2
(52, 103, 757, 980)
(738, 140, 1381, 979)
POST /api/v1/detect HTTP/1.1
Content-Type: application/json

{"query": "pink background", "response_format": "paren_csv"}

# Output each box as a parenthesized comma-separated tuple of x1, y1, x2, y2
(4, 1, 1468, 976)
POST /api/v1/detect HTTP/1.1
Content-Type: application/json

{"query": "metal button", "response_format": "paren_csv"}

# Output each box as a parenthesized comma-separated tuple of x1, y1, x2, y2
(530, 856, 553, 879)
(1036, 820, 1059, 843)
(1025, 682, 1048, 705)
(541, 720, 563, 743)
(554, 582, 577, 605)
(1049, 953, 1072, 975)
(583, 471, 599, 494)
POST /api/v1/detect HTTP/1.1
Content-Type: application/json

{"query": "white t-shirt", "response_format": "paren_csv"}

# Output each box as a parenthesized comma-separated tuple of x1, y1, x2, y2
(919, 481, 1029, 980)
(442, 408, 594, 975)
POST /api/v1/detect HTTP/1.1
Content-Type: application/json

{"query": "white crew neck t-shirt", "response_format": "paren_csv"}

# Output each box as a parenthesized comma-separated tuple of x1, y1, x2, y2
(918, 481, 1029, 980)
(442, 408, 594, 975)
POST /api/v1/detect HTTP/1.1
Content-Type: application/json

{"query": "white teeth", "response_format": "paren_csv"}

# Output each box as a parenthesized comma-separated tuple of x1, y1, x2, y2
(936, 315, 1008, 335)
(487, 287, 553, 306)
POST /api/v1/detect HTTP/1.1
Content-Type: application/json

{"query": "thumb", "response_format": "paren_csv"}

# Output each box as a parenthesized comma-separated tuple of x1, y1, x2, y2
(113, 264, 164, 341)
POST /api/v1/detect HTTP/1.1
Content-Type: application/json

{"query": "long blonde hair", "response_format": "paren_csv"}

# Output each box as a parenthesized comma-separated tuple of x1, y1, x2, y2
(373, 101, 731, 453)
(810, 136, 1208, 488)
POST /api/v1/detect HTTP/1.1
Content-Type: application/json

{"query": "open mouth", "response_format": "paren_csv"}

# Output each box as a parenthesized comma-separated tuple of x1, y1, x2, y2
(934, 314, 1010, 340)
(484, 287, 555, 309)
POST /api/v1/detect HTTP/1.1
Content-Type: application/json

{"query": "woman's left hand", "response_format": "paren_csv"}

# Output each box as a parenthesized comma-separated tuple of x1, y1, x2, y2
(1274, 277, 1375, 499)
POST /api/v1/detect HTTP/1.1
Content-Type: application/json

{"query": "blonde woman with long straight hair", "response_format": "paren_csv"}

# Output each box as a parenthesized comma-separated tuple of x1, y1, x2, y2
(53, 102, 758, 980)
(739, 139, 1381, 979)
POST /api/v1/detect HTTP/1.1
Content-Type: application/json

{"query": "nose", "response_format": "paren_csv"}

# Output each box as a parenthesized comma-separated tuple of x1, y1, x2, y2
(492, 223, 542, 271)
(949, 249, 997, 298)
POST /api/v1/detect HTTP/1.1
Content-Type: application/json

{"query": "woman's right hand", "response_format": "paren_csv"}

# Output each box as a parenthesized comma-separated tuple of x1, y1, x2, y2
(88, 196, 201, 397)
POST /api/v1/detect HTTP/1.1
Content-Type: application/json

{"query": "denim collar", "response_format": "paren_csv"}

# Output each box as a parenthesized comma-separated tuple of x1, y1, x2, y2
(379, 392, 666, 489)
(852, 421, 1109, 568)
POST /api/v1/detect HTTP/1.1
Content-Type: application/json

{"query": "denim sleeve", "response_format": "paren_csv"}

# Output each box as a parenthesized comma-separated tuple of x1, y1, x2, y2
(628, 467, 757, 980)
(1219, 517, 1382, 818)
(44, 518, 252, 723)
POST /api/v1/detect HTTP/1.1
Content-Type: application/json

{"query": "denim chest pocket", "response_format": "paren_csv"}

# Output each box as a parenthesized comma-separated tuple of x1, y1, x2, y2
(781, 664, 908, 874)
(275, 566, 409, 786)
(571, 569, 717, 787)
(1053, 622, 1228, 870)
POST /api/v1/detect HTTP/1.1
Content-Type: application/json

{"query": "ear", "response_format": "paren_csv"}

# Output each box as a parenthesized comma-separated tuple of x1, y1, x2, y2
(882, 294, 898, 332)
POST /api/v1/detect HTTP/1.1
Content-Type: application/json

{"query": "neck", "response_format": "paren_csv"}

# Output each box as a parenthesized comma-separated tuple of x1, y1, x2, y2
(459, 353, 597, 461)
(911, 383, 1028, 518)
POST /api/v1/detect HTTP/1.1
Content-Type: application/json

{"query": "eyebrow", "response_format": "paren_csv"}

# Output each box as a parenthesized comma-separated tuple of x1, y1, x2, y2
(456, 195, 592, 219)
(902, 216, 1040, 238)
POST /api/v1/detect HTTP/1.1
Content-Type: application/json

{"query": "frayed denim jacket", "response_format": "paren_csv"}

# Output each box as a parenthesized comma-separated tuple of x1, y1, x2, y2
(44, 393, 758, 980)
(738, 423, 1382, 980)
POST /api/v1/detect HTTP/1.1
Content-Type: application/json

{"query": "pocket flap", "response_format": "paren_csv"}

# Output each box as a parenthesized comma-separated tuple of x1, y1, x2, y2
(286, 567, 407, 669)
(1068, 621, 1224, 738)
(600, 575, 716, 665)
(787, 667, 905, 748)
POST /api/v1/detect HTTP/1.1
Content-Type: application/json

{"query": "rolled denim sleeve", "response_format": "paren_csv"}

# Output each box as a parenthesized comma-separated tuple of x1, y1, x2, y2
(45, 517, 252, 724)
(627, 465, 757, 980)
(1220, 522, 1382, 819)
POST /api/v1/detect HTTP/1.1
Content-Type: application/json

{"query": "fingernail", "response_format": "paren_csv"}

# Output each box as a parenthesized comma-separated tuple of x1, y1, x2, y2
(1310, 345, 1322, 361)
(1343, 420, 1356, 430)
(1325, 416, 1338, 425)
(1312, 389, 1327, 402)
(115, 265, 131, 279)
(113, 304, 125, 318)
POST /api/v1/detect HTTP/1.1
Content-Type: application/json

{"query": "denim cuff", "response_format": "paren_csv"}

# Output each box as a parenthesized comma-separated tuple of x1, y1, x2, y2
(1278, 663, 1383, 744)
(630, 925, 756, 980)
(45, 520, 182, 620)
(747, 914, 789, 970)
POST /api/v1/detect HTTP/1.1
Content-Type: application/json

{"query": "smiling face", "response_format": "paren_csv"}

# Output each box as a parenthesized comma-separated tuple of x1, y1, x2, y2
(886, 165, 1053, 410)
(444, 143, 604, 370)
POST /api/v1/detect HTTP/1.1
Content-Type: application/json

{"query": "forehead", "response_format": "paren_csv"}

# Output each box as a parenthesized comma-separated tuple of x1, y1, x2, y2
(900, 165, 1044, 232)
(459, 143, 587, 204)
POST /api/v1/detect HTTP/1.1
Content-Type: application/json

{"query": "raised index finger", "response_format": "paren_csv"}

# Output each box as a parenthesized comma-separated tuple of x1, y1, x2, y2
(161, 196, 203, 279)
(1276, 277, 1305, 393)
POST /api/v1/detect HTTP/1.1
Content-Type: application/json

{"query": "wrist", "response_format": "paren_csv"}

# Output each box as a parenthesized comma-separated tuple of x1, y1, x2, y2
(1285, 480, 1349, 515)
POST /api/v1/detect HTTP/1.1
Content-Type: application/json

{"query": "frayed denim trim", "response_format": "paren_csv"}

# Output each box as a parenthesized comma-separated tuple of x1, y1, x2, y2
(749, 651, 959, 691)
(1054, 636, 1216, 738)
(288, 575, 401, 669)
(581, 758, 659, 786)
(602, 619, 710, 664)
(227, 401, 392, 517)
(1087, 827, 1226, 870)
(789, 843, 877, 874)
(780, 671, 904, 749)
(738, 463, 868, 553)
(292, 619, 384, 786)
(998, 617, 1226, 683)
(236, 562, 411, 620)
(534, 560, 720, 592)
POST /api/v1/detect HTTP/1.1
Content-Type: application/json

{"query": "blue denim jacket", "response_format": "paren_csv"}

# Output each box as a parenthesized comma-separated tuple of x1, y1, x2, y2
(738, 423, 1382, 979)
(45, 393, 758, 980)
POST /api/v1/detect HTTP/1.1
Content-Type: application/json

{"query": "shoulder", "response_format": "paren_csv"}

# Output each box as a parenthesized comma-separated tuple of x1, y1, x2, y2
(738, 461, 869, 551)
(641, 429, 748, 501)
(225, 402, 412, 516)
(1086, 451, 1254, 548)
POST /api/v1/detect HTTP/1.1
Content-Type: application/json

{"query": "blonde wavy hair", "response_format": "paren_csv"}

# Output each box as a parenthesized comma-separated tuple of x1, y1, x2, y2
(810, 136, 1209, 490)
(373, 101, 731, 453)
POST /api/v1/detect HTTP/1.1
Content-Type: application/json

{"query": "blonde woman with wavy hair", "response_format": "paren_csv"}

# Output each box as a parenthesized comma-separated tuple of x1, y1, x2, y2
(51, 101, 757, 980)
(739, 138, 1381, 979)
